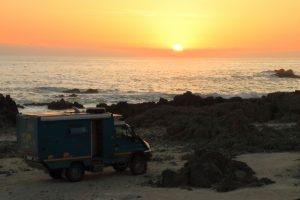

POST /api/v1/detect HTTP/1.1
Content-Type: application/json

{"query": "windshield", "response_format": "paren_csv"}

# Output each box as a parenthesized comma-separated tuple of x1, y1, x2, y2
(115, 124, 136, 138)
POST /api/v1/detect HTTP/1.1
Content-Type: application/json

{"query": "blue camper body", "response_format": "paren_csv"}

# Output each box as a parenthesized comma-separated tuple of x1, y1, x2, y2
(16, 110, 151, 182)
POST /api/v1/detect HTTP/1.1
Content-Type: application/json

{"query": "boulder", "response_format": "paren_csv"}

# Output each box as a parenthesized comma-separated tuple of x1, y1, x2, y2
(274, 69, 300, 78)
(157, 97, 169, 105)
(48, 99, 84, 110)
(63, 88, 81, 93)
(0, 94, 18, 127)
(73, 101, 84, 109)
(69, 93, 78, 97)
(158, 150, 274, 192)
(82, 89, 98, 94)
(161, 169, 188, 187)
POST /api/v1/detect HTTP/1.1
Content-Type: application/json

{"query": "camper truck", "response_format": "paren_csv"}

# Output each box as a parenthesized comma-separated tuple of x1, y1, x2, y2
(16, 108, 151, 182)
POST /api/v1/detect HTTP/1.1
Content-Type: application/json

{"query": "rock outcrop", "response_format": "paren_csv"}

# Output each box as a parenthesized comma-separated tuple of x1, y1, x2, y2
(48, 99, 84, 110)
(63, 88, 98, 94)
(0, 94, 18, 127)
(274, 69, 300, 78)
(102, 91, 300, 153)
(159, 150, 274, 192)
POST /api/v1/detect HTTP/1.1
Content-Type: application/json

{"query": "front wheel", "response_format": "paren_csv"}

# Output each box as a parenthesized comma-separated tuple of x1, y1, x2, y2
(130, 154, 147, 175)
(65, 163, 85, 182)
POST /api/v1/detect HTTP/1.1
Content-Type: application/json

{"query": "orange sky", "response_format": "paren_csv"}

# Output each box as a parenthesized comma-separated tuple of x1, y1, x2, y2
(1, 0, 300, 57)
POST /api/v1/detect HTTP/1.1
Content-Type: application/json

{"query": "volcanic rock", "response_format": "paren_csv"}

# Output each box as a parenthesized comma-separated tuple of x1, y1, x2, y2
(159, 150, 274, 192)
(0, 94, 18, 127)
(48, 99, 84, 110)
(82, 89, 98, 94)
(274, 69, 300, 78)
(63, 88, 81, 93)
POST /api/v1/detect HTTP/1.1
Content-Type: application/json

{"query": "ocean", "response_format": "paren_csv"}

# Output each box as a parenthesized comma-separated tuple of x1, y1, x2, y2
(1, 56, 300, 112)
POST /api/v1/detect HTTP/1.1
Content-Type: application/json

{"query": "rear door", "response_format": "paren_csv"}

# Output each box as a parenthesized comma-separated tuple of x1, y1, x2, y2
(16, 115, 38, 158)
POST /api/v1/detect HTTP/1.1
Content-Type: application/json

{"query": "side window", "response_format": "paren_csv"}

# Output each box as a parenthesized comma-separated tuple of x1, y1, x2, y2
(115, 126, 127, 138)
(69, 126, 88, 135)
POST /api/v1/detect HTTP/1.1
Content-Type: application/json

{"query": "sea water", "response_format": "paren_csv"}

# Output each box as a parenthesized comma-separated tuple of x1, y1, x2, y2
(0, 56, 300, 111)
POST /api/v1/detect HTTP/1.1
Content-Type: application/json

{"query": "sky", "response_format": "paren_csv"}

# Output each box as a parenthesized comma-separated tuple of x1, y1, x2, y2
(1, 0, 300, 57)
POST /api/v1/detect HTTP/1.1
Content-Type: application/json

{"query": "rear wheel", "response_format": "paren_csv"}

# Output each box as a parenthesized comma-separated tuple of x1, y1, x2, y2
(49, 169, 63, 179)
(65, 163, 85, 182)
(130, 154, 147, 175)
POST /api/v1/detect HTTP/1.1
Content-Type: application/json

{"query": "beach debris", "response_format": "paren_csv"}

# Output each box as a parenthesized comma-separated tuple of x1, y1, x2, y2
(274, 69, 300, 78)
(48, 99, 84, 110)
(158, 150, 275, 192)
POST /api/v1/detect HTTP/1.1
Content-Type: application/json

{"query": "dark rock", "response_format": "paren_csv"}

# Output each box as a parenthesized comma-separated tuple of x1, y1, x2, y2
(172, 91, 203, 106)
(23, 102, 48, 106)
(0, 141, 18, 158)
(69, 93, 78, 97)
(63, 88, 81, 93)
(161, 169, 188, 187)
(158, 150, 274, 192)
(96, 103, 108, 108)
(274, 69, 300, 78)
(73, 102, 84, 109)
(48, 99, 73, 110)
(17, 104, 25, 109)
(0, 94, 19, 127)
(82, 89, 98, 94)
(189, 162, 224, 187)
(48, 99, 84, 110)
(215, 176, 240, 192)
(258, 177, 275, 185)
(157, 98, 169, 105)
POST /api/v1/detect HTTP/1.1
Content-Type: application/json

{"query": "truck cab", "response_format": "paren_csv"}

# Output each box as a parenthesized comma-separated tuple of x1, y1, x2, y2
(16, 108, 151, 182)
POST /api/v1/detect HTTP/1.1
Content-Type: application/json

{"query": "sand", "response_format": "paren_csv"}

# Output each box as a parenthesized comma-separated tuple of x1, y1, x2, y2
(0, 148, 299, 200)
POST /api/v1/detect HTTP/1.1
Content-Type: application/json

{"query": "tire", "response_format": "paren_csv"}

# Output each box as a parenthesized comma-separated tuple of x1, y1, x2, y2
(113, 163, 128, 172)
(49, 169, 63, 179)
(130, 154, 147, 175)
(65, 163, 85, 182)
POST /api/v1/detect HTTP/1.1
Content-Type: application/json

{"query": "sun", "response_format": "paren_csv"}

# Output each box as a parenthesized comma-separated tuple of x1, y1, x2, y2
(172, 44, 184, 52)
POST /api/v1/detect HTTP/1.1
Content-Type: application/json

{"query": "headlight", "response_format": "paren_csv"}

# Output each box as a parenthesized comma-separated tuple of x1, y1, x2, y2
(143, 140, 151, 149)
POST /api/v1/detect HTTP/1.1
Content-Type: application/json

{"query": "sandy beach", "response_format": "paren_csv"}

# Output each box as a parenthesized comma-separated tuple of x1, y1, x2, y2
(0, 127, 299, 200)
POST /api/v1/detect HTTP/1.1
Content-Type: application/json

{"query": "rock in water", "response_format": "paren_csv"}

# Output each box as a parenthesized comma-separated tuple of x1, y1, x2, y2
(274, 69, 300, 78)
(63, 88, 98, 94)
(63, 88, 81, 93)
(0, 94, 18, 127)
(48, 99, 84, 110)
(82, 89, 98, 93)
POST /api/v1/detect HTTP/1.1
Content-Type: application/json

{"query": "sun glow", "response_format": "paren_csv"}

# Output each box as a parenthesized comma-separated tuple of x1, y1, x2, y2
(172, 44, 184, 52)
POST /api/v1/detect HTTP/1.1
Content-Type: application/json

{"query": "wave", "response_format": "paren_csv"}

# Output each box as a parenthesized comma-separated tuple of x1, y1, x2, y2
(34, 86, 69, 93)
(200, 92, 266, 99)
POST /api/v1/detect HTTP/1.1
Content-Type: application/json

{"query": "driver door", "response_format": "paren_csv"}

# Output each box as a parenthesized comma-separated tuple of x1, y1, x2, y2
(114, 125, 133, 158)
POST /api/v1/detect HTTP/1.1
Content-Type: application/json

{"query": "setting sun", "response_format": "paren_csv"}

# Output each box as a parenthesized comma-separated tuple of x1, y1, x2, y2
(173, 44, 184, 52)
